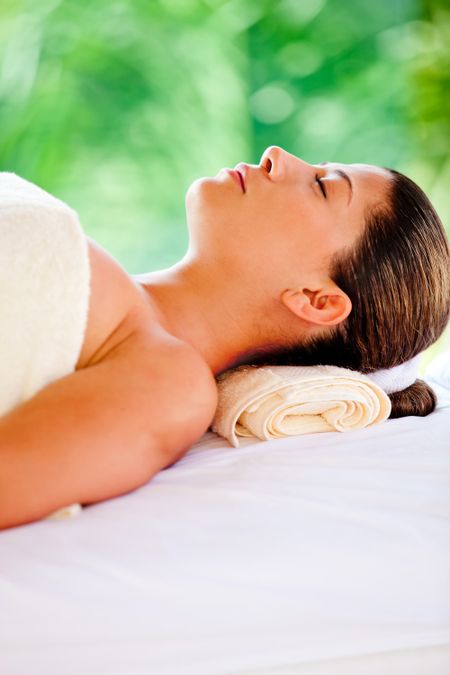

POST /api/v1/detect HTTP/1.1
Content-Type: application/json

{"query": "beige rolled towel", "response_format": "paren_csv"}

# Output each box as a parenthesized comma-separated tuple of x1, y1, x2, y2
(210, 364, 392, 447)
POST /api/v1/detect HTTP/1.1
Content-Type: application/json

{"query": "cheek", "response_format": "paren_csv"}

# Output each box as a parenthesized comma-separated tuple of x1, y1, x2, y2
(278, 205, 343, 272)
(269, 198, 321, 249)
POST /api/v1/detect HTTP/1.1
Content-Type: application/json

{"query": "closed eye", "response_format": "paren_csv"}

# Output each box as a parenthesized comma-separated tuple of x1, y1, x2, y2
(315, 174, 327, 198)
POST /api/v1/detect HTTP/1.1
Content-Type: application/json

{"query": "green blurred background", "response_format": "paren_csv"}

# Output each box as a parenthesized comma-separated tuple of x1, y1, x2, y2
(1, 0, 449, 365)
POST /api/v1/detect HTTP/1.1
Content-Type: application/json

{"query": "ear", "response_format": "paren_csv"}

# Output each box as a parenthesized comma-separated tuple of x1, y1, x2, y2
(281, 285, 352, 327)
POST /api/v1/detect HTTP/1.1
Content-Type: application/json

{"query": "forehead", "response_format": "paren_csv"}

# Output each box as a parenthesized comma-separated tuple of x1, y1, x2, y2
(347, 162, 392, 179)
(353, 163, 392, 203)
(326, 161, 391, 179)
(328, 161, 392, 203)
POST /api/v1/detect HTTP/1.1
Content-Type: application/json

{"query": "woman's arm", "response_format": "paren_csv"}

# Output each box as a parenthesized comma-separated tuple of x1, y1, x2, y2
(0, 329, 216, 530)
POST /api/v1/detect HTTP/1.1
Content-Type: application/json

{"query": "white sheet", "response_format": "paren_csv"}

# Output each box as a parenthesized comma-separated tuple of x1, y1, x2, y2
(1, 382, 449, 675)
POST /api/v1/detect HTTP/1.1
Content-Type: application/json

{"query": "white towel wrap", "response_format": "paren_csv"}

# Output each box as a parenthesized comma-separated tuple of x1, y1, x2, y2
(364, 354, 421, 394)
(211, 364, 392, 447)
(0, 172, 91, 520)
(0, 172, 91, 412)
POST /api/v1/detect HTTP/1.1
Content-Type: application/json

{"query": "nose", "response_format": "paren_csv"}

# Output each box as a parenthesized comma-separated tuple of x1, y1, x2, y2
(259, 145, 312, 181)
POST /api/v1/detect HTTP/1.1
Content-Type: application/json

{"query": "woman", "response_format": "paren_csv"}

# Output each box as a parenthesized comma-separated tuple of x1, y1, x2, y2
(0, 146, 449, 529)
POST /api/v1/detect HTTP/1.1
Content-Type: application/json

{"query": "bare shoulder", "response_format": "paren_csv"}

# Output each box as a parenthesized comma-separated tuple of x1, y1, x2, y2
(102, 317, 219, 459)
(75, 235, 146, 370)
(75, 234, 218, 456)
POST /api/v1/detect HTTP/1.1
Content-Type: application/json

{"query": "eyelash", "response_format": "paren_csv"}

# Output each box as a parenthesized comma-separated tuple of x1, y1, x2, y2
(315, 174, 327, 199)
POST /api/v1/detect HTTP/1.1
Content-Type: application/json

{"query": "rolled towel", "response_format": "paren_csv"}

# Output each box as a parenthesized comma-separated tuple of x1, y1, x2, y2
(210, 364, 392, 447)
(0, 172, 90, 521)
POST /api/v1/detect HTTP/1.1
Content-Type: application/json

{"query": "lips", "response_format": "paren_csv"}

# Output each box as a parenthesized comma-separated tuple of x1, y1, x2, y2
(226, 169, 245, 193)
(236, 171, 245, 192)
(233, 162, 249, 193)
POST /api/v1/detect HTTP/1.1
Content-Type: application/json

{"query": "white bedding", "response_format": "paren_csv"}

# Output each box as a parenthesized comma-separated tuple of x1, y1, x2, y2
(1, 381, 449, 675)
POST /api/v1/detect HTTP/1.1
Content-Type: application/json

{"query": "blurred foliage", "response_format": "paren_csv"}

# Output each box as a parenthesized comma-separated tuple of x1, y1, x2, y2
(1, 0, 449, 360)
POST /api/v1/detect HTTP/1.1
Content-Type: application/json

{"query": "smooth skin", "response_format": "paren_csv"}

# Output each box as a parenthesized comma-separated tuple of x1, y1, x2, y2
(136, 146, 391, 374)
(0, 146, 391, 529)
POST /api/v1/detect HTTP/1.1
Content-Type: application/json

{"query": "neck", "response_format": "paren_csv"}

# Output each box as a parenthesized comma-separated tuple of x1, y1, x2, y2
(132, 255, 286, 376)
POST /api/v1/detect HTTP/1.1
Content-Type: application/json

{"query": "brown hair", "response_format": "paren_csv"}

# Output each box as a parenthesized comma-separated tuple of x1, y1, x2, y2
(240, 168, 450, 418)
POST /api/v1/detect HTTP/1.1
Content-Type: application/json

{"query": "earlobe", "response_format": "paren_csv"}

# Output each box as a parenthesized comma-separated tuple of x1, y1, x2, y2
(281, 287, 352, 327)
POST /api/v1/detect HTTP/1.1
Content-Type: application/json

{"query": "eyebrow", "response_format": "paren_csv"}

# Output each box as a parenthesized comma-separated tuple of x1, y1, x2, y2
(319, 162, 353, 205)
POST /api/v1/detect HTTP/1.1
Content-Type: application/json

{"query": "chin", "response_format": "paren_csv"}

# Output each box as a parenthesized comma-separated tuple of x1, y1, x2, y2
(186, 192, 232, 247)
(185, 176, 205, 208)
(185, 174, 225, 219)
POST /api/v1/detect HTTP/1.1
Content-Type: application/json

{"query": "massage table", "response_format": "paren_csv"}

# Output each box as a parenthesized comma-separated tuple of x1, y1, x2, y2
(1, 374, 449, 674)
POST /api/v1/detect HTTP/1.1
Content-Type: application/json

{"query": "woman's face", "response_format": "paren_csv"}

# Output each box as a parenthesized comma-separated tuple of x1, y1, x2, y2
(185, 145, 392, 287)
